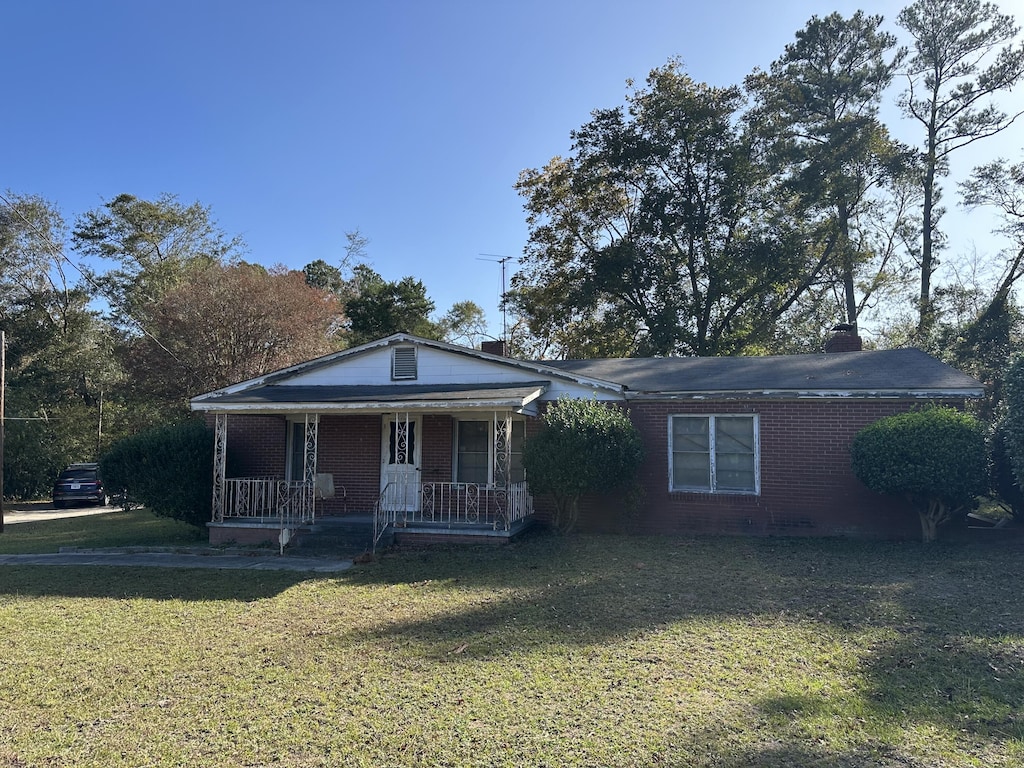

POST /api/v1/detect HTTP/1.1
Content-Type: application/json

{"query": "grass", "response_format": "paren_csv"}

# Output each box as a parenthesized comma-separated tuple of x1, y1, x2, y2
(0, 508, 206, 554)
(1, 531, 1023, 766)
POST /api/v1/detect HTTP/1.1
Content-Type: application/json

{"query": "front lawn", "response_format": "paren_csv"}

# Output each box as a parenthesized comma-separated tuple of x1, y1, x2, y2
(0, 508, 206, 554)
(1, 534, 1022, 767)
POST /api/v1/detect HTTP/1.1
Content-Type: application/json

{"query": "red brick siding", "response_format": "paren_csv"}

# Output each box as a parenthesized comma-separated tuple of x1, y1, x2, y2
(421, 415, 454, 485)
(224, 414, 287, 477)
(317, 415, 382, 514)
(600, 397, 967, 539)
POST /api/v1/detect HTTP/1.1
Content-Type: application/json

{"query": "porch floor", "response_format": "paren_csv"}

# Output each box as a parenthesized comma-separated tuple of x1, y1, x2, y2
(208, 513, 535, 550)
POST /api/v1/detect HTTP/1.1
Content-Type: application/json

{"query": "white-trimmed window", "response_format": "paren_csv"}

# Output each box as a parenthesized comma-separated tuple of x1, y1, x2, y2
(454, 419, 525, 485)
(670, 415, 759, 494)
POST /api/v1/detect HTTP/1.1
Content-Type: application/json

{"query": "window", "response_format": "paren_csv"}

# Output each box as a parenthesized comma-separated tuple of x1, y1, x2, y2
(454, 419, 525, 485)
(670, 415, 758, 493)
(392, 346, 417, 380)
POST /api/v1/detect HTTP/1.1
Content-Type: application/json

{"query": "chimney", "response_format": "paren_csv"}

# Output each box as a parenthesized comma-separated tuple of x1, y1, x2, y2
(480, 340, 508, 357)
(824, 323, 863, 353)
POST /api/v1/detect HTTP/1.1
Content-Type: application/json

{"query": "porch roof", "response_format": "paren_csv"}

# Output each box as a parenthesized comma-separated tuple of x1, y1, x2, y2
(191, 381, 551, 414)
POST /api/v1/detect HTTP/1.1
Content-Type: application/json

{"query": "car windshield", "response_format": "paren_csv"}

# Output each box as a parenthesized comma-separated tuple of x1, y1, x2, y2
(59, 469, 97, 482)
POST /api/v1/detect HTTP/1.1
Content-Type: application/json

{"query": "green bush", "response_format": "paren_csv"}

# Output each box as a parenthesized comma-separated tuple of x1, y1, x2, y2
(999, 356, 1024, 515)
(850, 406, 987, 542)
(522, 397, 645, 533)
(100, 419, 214, 527)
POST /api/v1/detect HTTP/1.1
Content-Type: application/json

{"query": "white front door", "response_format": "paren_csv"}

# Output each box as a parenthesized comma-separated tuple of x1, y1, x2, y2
(381, 414, 421, 512)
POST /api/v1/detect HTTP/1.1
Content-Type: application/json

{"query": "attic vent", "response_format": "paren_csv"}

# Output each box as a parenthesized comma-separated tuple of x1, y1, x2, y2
(392, 346, 417, 380)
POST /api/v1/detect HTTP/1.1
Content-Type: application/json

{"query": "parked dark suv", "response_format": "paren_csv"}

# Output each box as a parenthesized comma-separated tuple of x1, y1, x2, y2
(52, 463, 108, 508)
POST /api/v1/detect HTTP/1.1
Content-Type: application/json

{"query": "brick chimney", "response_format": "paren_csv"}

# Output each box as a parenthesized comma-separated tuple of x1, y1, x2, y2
(824, 323, 863, 353)
(480, 340, 508, 357)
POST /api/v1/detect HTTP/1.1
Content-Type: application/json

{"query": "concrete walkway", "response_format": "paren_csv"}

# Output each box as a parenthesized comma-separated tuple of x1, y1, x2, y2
(0, 550, 353, 571)
(0, 504, 355, 572)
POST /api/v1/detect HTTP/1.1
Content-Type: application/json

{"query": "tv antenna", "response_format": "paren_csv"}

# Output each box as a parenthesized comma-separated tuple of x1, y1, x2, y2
(477, 254, 518, 341)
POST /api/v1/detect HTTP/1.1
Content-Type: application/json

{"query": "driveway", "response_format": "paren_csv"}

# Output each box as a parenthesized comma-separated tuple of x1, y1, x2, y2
(2, 503, 119, 525)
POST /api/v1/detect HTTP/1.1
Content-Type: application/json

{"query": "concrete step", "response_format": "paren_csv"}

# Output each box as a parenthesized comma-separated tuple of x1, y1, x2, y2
(294, 515, 375, 556)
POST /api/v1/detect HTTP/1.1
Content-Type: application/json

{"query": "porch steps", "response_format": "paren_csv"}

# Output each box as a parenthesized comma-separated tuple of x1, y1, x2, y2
(295, 515, 379, 557)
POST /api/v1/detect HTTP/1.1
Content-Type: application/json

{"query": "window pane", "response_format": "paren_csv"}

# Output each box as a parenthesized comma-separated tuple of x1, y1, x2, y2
(673, 417, 709, 451)
(457, 421, 489, 484)
(673, 451, 711, 490)
(389, 421, 416, 465)
(716, 417, 754, 453)
(715, 453, 755, 491)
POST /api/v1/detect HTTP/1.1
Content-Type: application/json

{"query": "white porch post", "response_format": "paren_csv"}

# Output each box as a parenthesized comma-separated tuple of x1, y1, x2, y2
(493, 410, 512, 488)
(303, 413, 319, 519)
(212, 413, 228, 523)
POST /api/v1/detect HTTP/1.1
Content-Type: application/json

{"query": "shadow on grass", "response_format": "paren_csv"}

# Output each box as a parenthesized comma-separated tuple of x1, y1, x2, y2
(0, 565, 322, 602)
(345, 532, 1024, 751)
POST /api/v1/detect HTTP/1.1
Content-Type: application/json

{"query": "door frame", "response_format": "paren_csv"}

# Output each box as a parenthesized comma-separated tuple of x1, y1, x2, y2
(380, 413, 422, 512)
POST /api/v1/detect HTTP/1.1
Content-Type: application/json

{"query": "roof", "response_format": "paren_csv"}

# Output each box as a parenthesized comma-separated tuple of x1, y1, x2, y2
(191, 381, 551, 413)
(189, 335, 983, 414)
(542, 348, 983, 398)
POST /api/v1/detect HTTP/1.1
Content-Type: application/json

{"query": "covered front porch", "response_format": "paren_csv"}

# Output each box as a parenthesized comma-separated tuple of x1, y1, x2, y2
(203, 399, 542, 551)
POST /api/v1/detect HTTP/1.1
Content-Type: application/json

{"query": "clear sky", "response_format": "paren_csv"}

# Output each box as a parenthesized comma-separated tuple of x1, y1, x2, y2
(5, 0, 1024, 340)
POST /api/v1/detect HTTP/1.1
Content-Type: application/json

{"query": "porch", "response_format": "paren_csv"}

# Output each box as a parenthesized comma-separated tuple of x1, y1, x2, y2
(205, 407, 539, 551)
(209, 475, 534, 551)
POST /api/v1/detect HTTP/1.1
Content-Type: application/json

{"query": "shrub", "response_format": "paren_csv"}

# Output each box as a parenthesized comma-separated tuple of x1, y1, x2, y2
(522, 397, 645, 533)
(850, 406, 987, 542)
(999, 356, 1024, 516)
(100, 419, 214, 527)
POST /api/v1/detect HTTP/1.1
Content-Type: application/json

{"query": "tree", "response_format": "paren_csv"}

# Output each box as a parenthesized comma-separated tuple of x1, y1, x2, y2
(439, 300, 488, 347)
(345, 264, 442, 344)
(998, 356, 1024, 509)
(752, 11, 906, 335)
(522, 397, 644, 533)
(851, 406, 987, 541)
(509, 62, 835, 358)
(0, 193, 121, 497)
(897, 0, 1024, 335)
(122, 262, 342, 417)
(71, 193, 244, 332)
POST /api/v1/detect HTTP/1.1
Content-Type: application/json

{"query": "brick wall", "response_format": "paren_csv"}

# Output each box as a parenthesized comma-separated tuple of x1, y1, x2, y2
(224, 414, 287, 476)
(587, 397, 966, 540)
(317, 415, 382, 514)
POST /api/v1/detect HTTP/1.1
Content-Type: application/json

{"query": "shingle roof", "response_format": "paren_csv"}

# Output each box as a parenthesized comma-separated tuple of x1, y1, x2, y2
(540, 348, 983, 396)
(194, 381, 550, 409)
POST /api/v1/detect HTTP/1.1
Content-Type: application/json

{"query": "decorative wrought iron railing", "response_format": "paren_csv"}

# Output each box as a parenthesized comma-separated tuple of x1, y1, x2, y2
(219, 477, 315, 526)
(372, 480, 534, 551)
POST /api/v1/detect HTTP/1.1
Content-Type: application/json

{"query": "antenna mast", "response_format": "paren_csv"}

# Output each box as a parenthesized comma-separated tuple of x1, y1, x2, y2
(477, 254, 517, 341)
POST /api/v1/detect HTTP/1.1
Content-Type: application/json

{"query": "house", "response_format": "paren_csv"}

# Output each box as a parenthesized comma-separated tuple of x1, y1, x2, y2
(189, 330, 984, 548)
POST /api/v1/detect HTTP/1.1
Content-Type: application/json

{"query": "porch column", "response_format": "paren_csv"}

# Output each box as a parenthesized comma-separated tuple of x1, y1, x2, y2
(493, 411, 512, 488)
(301, 415, 317, 518)
(302, 412, 319, 487)
(212, 413, 228, 523)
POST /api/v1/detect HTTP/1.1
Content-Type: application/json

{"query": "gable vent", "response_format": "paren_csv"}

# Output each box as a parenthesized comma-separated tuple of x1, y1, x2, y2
(392, 346, 418, 380)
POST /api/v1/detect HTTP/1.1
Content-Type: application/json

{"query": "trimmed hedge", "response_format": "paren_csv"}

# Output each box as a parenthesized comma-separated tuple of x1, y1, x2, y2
(522, 397, 644, 533)
(851, 406, 986, 542)
(100, 419, 214, 527)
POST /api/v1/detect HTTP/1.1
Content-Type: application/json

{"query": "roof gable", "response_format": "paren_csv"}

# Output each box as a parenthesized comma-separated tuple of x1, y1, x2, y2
(191, 334, 623, 407)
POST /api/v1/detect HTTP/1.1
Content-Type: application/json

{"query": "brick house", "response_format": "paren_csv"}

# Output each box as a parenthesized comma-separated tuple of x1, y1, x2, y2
(190, 331, 983, 547)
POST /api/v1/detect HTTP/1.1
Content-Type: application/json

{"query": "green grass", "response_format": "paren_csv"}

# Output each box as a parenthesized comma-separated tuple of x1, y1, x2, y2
(0, 508, 206, 554)
(1, 532, 1023, 767)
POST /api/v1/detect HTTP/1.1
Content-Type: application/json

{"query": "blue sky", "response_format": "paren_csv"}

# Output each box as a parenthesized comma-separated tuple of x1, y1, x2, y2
(5, 0, 1024, 339)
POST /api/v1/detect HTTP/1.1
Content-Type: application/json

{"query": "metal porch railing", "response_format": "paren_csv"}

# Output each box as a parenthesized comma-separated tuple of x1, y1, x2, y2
(373, 480, 533, 551)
